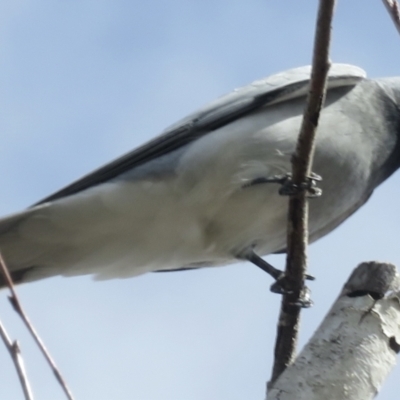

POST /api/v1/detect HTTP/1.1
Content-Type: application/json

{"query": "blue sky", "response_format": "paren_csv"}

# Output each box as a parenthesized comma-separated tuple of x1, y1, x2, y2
(1, 1, 400, 399)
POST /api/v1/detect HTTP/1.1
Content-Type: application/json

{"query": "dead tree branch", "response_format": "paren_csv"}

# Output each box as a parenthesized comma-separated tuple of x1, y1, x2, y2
(270, 0, 336, 385)
(268, 262, 400, 400)
(382, 0, 400, 35)
(0, 320, 34, 400)
(0, 253, 75, 400)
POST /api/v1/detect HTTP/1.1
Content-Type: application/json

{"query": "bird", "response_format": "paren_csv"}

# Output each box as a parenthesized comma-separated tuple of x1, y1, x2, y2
(0, 63, 399, 289)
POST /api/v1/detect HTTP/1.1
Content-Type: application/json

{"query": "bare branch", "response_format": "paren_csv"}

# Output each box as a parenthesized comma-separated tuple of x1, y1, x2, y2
(268, 262, 400, 400)
(270, 0, 336, 384)
(382, 0, 400, 35)
(0, 320, 34, 400)
(0, 253, 75, 400)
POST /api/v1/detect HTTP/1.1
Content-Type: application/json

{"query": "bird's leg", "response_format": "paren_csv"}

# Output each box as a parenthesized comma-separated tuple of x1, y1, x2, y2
(243, 172, 322, 198)
(237, 249, 314, 308)
(242, 250, 284, 281)
(240, 171, 320, 307)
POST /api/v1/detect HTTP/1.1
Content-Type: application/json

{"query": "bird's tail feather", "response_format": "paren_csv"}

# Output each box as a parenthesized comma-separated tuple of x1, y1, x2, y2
(0, 206, 57, 288)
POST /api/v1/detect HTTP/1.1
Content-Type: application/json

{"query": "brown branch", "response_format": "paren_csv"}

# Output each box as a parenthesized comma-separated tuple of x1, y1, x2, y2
(0, 253, 75, 400)
(382, 0, 400, 35)
(0, 320, 34, 399)
(269, 0, 336, 385)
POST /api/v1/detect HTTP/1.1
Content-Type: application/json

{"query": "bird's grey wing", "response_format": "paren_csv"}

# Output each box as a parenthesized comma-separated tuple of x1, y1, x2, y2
(34, 64, 366, 206)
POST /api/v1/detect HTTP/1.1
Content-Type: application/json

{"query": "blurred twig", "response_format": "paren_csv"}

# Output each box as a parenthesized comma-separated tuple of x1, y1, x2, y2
(382, 0, 400, 35)
(0, 320, 34, 400)
(0, 253, 75, 400)
(269, 0, 335, 385)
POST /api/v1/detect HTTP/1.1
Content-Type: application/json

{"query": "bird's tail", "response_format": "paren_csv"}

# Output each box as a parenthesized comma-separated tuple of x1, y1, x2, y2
(0, 206, 57, 288)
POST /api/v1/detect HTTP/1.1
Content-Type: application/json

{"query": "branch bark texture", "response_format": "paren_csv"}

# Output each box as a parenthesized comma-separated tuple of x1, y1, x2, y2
(268, 262, 400, 400)
(270, 0, 336, 383)
(382, 0, 400, 35)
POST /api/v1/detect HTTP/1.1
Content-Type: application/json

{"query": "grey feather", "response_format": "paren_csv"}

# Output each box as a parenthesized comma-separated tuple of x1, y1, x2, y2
(35, 64, 366, 205)
(1, 63, 399, 286)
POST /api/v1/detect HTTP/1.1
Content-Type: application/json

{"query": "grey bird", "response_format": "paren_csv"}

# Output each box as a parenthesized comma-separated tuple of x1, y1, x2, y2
(0, 63, 399, 287)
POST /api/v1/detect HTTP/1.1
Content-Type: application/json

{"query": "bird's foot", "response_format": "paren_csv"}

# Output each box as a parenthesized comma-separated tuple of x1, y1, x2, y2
(244, 172, 322, 198)
(279, 172, 322, 198)
(270, 275, 314, 308)
(238, 249, 314, 308)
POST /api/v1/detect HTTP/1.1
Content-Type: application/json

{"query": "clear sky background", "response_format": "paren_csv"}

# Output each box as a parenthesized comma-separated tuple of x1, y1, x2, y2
(1, 1, 400, 399)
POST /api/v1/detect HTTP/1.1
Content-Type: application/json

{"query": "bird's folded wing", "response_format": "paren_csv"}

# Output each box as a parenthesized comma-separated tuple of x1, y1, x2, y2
(34, 64, 366, 206)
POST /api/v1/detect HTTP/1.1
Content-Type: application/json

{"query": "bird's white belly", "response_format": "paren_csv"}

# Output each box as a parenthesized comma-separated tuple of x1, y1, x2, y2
(15, 101, 371, 281)
(18, 174, 292, 280)
(13, 167, 366, 284)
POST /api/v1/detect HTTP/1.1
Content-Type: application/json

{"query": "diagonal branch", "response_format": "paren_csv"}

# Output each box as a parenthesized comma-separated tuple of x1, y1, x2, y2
(0, 253, 75, 400)
(0, 320, 34, 400)
(382, 0, 400, 35)
(269, 0, 336, 385)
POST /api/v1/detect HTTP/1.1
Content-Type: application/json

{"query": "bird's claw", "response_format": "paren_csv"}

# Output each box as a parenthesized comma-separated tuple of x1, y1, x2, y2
(270, 275, 313, 308)
(238, 249, 314, 308)
(291, 286, 314, 308)
(277, 172, 322, 198)
(243, 172, 322, 198)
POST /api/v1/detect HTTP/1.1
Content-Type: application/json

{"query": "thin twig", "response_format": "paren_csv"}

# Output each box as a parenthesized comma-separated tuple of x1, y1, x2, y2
(0, 253, 75, 400)
(382, 0, 400, 35)
(0, 320, 34, 399)
(269, 0, 336, 385)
